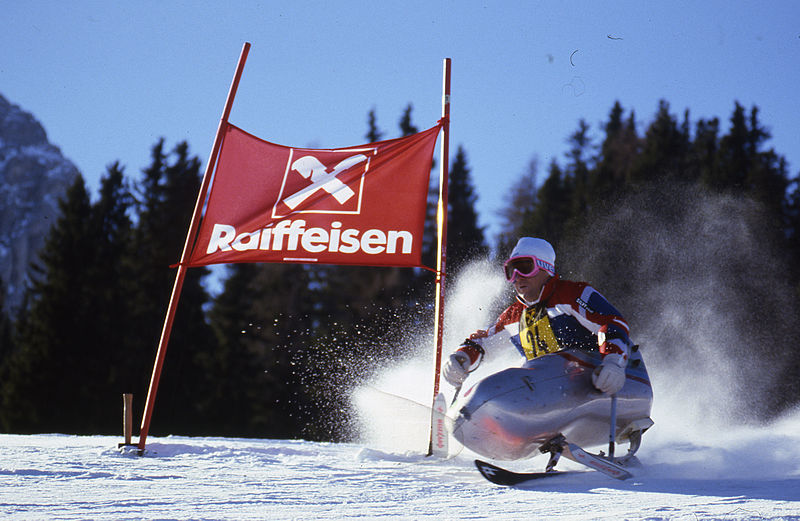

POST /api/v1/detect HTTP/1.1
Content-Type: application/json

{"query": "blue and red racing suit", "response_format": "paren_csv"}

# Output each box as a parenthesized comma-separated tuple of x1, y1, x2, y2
(457, 275, 632, 370)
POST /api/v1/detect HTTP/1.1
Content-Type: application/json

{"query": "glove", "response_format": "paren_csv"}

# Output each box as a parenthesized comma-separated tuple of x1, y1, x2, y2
(592, 354, 626, 394)
(442, 351, 471, 387)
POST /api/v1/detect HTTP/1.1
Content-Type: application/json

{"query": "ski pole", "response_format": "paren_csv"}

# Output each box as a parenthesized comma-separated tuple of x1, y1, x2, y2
(450, 385, 462, 406)
(608, 393, 618, 461)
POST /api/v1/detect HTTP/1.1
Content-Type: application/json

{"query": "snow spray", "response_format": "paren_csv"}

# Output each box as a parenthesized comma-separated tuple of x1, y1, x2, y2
(351, 259, 515, 453)
(558, 180, 799, 437)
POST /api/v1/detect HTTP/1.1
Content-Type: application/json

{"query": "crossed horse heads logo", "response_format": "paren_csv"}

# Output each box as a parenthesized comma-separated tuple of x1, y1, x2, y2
(281, 153, 367, 211)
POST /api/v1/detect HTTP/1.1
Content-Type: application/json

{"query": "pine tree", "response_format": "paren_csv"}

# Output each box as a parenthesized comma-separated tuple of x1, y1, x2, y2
(522, 160, 572, 244)
(446, 146, 487, 271)
(497, 158, 540, 253)
(743, 105, 788, 216)
(87, 163, 136, 394)
(596, 102, 639, 195)
(0, 174, 129, 433)
(784, 178, 800, 292)
(632, 100, 690, 182)
(126, 140, 214, 434)
(205, 263, 319, 438)
(693, 117, 721, 187)
(365, 108, 383, 143)
(563, 119, 594, 224)
(399, 104, 419, 136)
(0, 278, 14, 370)
(717, 102, 750, 190)
(712, 103, 789, 225)
(2, 176, 94, 431)
(80, 164, 138, 431)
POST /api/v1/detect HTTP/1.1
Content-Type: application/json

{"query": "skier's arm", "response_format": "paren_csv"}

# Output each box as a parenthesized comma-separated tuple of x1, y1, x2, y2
(461, 302, 524, 364)
(561, 284, 632, 393)
(442, 339, 484, 386)
(442, 303, 521, 386)
(558, 283, 632, 362)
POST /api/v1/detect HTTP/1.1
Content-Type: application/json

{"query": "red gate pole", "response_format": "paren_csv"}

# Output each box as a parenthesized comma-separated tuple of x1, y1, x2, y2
(427, 58, 451, 455)
(137, 42, 251, 453)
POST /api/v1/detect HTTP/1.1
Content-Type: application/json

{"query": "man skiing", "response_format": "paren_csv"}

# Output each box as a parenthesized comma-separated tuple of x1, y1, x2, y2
(443, 237, 632, 395)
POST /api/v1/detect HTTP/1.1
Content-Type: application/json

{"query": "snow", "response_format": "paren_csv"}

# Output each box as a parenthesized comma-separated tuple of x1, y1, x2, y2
(2, 412, 800, 520)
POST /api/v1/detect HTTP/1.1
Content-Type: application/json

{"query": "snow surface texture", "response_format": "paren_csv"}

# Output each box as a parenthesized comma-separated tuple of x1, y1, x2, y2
(4, 190, 800, 519)
(2, 415, 800, 520)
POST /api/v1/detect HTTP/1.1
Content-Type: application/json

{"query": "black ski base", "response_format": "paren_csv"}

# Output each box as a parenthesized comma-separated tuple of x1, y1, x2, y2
(474, 460, 574, 486)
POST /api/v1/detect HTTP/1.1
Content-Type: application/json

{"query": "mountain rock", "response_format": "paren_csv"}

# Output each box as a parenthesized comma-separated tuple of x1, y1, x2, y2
(0, 93, 80, 316)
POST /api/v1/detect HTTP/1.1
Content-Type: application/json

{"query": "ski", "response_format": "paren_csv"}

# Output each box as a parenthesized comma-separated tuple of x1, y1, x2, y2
(563, 443, 632, 480)
(474, 460, 573, 486)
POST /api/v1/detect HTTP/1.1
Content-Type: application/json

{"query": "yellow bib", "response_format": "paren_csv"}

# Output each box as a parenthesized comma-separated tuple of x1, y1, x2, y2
(519, 308, 561, 360)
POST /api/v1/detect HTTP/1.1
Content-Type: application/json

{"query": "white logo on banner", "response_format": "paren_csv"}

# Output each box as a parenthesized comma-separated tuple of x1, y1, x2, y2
(282, 154, 365, 209)
(272, 148, 376, 219)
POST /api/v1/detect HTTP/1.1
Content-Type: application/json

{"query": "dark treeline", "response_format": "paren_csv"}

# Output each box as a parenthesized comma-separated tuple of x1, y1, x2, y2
(1, 99, 799, 438)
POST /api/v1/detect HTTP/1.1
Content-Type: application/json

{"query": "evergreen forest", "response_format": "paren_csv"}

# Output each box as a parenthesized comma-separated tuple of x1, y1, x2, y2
(1, 99, 799, 440)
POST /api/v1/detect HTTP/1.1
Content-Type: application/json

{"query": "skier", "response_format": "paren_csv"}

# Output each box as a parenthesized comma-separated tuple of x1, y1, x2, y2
(443, 237, 631, 395)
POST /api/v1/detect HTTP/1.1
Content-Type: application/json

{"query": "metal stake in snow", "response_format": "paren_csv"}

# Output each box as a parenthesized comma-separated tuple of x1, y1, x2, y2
(118, 393, 134, 449)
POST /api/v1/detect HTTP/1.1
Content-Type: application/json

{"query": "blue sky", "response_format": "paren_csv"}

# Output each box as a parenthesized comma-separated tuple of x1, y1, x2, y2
(4, 1, 799, 241)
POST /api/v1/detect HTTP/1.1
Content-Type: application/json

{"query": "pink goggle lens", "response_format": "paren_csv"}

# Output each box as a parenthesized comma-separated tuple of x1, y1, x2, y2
(503, 256, 554, 281)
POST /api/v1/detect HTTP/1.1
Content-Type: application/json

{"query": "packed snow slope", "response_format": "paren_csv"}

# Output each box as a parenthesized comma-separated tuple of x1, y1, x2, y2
(2, 413, 800, 521)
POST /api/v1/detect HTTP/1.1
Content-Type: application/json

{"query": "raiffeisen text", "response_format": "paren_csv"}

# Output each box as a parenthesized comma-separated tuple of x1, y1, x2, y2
(206, 220, 414, 255)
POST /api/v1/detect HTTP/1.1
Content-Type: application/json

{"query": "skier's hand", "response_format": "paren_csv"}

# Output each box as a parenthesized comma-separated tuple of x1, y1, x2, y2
(468, 329, 488, 341)
(443, 351, 471, 387)
(592, 354, 626, 394)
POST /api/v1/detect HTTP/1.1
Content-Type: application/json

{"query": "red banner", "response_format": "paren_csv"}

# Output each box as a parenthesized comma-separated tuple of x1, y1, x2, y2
(186, 122, 442, 267)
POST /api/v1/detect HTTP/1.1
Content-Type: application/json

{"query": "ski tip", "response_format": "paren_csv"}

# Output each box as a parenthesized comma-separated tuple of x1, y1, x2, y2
(474, 460, 505, 483)
(474, 459, 497, 473)
(475, 459, 571, 486)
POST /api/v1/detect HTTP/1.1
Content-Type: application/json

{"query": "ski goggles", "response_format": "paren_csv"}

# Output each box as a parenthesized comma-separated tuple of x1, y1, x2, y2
(503, 255, 555, 281)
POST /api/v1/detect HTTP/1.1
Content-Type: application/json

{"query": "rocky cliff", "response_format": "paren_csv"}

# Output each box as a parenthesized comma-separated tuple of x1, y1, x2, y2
(0, 93, 80, 316)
